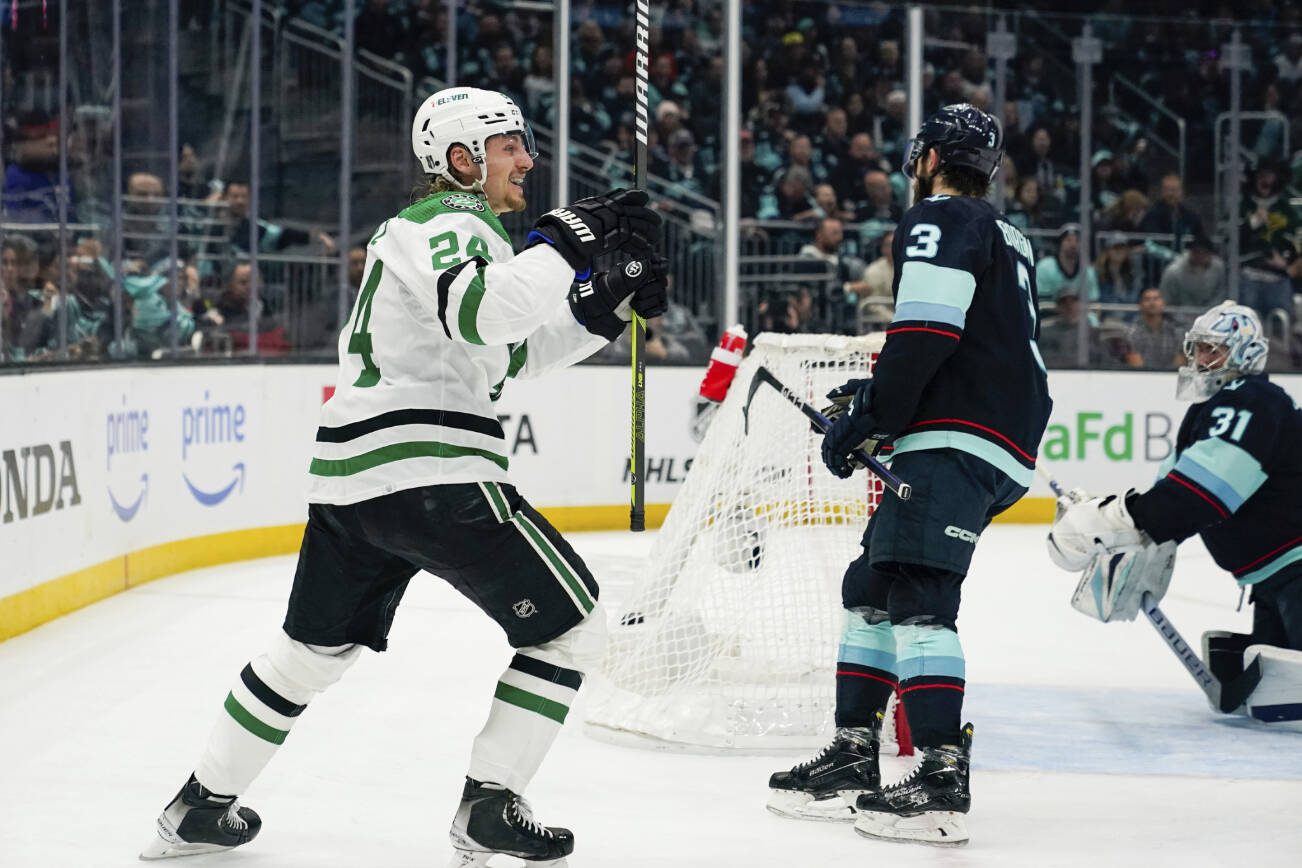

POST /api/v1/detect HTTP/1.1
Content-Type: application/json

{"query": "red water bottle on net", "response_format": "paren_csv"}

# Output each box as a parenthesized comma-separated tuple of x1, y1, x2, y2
(699, 324, 748, 403)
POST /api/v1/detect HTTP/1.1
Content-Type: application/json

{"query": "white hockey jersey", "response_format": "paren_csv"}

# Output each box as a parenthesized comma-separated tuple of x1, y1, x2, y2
(306, 191, 606, 505)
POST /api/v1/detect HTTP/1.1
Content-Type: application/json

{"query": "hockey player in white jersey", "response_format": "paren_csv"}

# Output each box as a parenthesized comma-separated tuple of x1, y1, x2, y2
(140, 87, 665, 867)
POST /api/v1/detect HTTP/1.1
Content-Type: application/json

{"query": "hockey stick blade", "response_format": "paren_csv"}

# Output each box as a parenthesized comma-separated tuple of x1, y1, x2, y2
(1141, 591, 1227, 710)
(745, 366, 911, 500)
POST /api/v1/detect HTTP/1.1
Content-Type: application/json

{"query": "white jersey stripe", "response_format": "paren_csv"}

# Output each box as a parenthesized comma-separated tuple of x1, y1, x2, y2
(513, 511, 595, 613)
(509, 512, 592, 616)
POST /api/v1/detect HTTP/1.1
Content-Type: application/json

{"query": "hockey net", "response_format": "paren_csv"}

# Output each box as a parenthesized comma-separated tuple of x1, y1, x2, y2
(586, 333, 911, 753)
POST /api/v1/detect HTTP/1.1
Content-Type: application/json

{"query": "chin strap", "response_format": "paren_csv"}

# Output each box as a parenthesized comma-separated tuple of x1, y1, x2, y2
(439, 159, 488, 194)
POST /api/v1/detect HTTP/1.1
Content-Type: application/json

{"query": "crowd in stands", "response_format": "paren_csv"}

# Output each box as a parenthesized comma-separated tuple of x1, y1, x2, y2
(0, 124, 340, 363)
(4, 1, 1302, 371)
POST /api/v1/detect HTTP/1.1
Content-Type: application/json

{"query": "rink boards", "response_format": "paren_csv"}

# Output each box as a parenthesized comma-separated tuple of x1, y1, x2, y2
(3, 362, 1300, 642)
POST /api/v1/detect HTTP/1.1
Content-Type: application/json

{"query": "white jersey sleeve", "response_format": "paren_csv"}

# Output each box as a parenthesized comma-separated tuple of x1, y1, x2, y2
(371, 208, 575, 347)
(307, 191, 614, 505)
(514, 304, 608, 379)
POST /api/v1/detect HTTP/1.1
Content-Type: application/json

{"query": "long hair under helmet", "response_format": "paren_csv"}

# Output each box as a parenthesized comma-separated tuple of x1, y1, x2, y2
(1176, 300, 1269, 401)
(411, 87, 537, 192)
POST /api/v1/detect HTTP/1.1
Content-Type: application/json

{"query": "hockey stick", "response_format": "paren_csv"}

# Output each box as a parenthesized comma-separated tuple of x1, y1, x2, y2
(628, 0, 650, 532)
(744, 366, 911, 500)
(1038, 465, 1256, 712)
(1139, 591, 1225, 710)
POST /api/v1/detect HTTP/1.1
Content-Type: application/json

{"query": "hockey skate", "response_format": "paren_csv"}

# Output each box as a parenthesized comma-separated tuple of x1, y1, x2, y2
(139, 773, 261, 860)
(766, 720, 881, 822)
(449, 778, 574, 867)
(853, 722, 972, 847)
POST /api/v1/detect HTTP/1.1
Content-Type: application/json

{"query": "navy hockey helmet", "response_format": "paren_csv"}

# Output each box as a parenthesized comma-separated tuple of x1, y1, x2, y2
(903, 103, 1004, 182)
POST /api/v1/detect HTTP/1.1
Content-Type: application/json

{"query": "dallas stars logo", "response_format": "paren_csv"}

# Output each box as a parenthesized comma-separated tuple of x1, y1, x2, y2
(441, 193, 485, 212)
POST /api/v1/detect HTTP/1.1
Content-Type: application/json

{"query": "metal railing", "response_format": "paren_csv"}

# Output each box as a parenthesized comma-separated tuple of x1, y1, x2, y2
(737, 255, 853, 335)
(1108, 74, 1187, 188)
(1213, 110, 1292, 225)
(191, 252, 342, 356)
(277, 19, 349, 146)
(355, 49, 415, 192)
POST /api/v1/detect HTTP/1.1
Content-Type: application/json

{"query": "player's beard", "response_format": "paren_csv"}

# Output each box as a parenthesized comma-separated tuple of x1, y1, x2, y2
(506, 183, 527, 213)
(911, 164, 935, 205)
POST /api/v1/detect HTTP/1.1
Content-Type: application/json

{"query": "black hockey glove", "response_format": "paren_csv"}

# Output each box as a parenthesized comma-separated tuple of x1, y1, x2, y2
(528, 188, 662, 274)
(820, 378, 891, 479)
(569, 256, 669, 341)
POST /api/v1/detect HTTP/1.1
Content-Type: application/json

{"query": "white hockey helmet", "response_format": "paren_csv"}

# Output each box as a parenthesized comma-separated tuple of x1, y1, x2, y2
(1176, 300, 1269, 401)
(411, 87, 537, 191)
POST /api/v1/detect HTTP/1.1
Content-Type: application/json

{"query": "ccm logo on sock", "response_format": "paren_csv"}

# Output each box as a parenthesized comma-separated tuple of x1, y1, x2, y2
(945, 525, 980, 544)
(546, 209, 595, 242)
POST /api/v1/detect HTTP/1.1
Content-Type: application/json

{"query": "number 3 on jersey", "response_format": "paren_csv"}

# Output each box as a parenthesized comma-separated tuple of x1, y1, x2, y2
(905, 223, 941, 258)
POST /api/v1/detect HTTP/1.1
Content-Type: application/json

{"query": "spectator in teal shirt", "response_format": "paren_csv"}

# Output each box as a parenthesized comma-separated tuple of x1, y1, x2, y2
(1035, 223, 1099, 307)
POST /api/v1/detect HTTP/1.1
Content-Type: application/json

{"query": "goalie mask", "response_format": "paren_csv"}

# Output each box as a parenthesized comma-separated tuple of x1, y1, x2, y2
(1176, 301, 1269, 402)
(411, 87, 537, 192)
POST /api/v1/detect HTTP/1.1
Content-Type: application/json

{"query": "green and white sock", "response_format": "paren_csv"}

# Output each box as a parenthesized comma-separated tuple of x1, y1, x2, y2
(467, 653, 583, 793)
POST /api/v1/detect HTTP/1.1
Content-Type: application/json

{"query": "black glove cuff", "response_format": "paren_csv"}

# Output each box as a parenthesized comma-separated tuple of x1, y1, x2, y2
(569, 300, 627, 341)
(527, 222, 589, 272)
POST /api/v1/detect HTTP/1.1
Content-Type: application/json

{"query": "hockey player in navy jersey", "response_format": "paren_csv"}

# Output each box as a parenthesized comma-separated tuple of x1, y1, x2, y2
(766, 104, 1052, 846)
(1050, 301, 1302, 723)
(140, 87, 665, 866)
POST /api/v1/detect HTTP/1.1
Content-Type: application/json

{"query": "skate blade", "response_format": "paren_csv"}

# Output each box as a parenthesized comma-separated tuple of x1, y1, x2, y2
(853, 810, 969, 847)
(765, 789, 857, 823)
(449, 849, 568, 868)
(140, 834, 234, 860)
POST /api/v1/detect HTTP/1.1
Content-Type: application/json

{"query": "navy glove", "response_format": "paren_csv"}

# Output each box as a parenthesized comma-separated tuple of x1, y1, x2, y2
(528, 188, 662, 273)
(569, 256, 668, 341)
(820, 379, 890, 478)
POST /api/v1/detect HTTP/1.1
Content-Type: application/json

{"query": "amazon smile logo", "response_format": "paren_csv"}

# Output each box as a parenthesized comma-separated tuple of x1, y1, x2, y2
(181, 391, 248, 507)
(106, 398, 150, 522)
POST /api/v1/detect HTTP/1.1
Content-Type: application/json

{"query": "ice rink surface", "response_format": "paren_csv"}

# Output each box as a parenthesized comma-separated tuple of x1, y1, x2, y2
(3, 525, 1301, 868)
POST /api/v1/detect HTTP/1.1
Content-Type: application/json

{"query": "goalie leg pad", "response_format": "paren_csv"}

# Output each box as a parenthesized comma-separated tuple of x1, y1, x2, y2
(1243, 644, 1302, 725)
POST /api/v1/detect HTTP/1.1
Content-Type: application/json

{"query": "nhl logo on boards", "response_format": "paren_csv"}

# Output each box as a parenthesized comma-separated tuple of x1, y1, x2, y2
(624, 260, 643, 279)
(512, 599, 537, 618)
(441, 193, 485, 212)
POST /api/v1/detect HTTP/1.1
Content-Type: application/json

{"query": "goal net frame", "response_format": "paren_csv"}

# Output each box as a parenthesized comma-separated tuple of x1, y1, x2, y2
(585, 333, 911, 754)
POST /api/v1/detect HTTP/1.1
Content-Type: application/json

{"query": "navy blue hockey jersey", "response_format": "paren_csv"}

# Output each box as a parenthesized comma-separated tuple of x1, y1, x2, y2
(870, 194, 1052, 487)
(1129, 374, 1302, 585)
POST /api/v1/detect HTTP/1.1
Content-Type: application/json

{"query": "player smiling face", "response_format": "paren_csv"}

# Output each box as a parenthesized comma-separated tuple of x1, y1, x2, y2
(450, 132, 534, 215)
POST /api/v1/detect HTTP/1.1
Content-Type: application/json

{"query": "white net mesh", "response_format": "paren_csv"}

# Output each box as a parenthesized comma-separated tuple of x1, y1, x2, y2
(586, 333, 890, 751)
